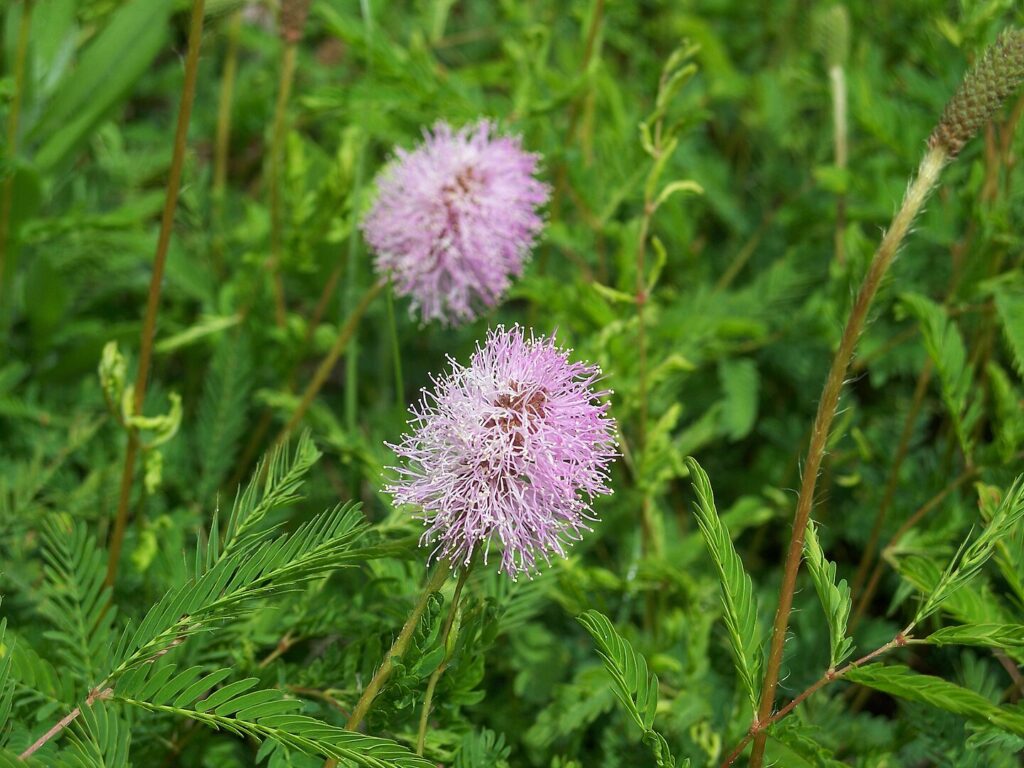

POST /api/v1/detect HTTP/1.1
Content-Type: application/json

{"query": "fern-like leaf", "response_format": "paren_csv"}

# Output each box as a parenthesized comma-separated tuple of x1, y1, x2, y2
(899, 293, 979, 457)
(685, 457, 762, 711)
(913, 477, 1024, 627)
(845, 663, 1024, 736)
(114, 662, 432, 768)
(57, 702, 131, 768)
(38, 515, 114, 686)
(0, 617, 13, 739)
(804, 520, 855, 668)
(212, 431, 321, 567)
(109, 502, 368, 682)
(196, 335, 253, 504)
(992, 282, 1024, 378)
(577, 610, 679, 768)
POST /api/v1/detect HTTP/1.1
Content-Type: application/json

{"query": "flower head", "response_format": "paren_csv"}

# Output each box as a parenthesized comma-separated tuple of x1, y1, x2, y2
(362, 120, 549, 325)
(387, 326, 617, 578)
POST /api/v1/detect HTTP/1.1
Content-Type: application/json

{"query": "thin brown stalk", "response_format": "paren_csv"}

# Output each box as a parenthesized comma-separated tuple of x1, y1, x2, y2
(850, 465, 977, 630)
(0, 0, 33, 300)
(416, 565, 471, 754)
(723, 632, 908, 767)
(850, 361, 933, 599)
(211, 10, 242, 272)
(106, 0, 207, 588)
(273, 278, 385, 445)
(19, 687, 113, 759)
(750, 145, 947, 766)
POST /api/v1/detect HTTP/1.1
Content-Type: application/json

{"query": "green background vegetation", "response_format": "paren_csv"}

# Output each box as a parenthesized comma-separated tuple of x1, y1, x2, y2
(2, 1, 1024, 766)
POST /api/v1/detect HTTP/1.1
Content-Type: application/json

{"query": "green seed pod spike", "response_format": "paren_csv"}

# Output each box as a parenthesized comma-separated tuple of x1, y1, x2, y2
(930, 30, 1024, 157)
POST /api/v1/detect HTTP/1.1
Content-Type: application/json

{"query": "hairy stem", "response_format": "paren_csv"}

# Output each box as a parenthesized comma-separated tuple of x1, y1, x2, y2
(723, 632, 908, 767)
(750, 145, 947, 767)
(0, 0, 33, 308)
(106, 0, 206, 588)
(416, 565, 471, 754)
(274, 278, 384, 444)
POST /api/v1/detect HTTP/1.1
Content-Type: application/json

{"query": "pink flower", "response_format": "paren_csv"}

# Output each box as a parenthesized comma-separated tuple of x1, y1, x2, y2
(362, 121, 549, 325)
(387, 326, 617, 578)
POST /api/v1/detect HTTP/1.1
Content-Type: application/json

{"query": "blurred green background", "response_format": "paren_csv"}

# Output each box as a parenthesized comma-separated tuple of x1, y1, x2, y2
(2, 1, 1024, 765)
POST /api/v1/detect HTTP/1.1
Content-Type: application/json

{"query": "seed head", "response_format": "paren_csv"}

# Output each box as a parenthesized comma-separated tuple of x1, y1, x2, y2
(930, 30, 1024, 157)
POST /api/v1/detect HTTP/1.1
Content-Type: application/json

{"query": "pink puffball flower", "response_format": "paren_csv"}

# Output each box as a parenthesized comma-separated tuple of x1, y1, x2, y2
(361, 120, 549, 326)
(387, 326, 617, 579)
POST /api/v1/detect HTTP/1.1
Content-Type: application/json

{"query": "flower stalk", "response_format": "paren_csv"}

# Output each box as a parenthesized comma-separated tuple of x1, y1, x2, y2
(273, 277, 385, 445)
(343, 563, 452, 733)
(106, 0, 207, 588)
(416, 564, 472, 755)
(751, 30, 1024, 767)
(751, 143, 947, 766)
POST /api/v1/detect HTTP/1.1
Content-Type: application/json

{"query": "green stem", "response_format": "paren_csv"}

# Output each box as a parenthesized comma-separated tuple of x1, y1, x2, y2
(273, 278, 384, 445)
(416, 565, 471, 755)
(749, 145, 947, 767)
(385, 278, 404, 409)
(211, 10, 241, 273)
(267, 41, 299, 327)
(829, 62, 848, 266)
(346, 563, 451, 730)
(105, 0, 207, 588)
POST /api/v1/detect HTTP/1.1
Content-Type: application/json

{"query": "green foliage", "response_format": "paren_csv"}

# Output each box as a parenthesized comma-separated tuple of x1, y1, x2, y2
(803, 520, 855, 668)
(845, 664, 1024, 737)
(115, 662, 432, 768)
(195, 335, 253, 504)
(37, 515, 113, 686)
(0, 617, 13, 738)
(685, 457, 762, 711)
(576, 610, 683, 768)
(992, 282, 1024, 378)
(913, 478, 1024, 627)
(2, 1, 1024, 765)
(898, 292, 979, 457)
(926, 623, 1024, 649)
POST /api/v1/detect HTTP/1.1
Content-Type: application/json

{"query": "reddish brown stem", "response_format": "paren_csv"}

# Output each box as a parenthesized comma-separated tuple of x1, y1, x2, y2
(723, 633, 908, 767)
(20, 687, 113, 759)
(750, 147, 947, 766)
(106, 0, 206, 587)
